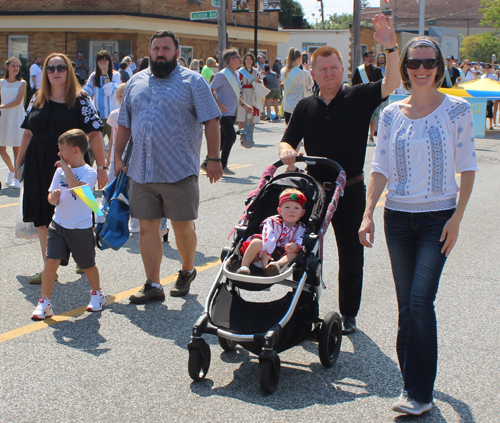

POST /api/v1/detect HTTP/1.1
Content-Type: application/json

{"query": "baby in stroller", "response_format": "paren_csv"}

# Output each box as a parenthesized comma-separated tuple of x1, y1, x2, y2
(237, 188, 307, 276)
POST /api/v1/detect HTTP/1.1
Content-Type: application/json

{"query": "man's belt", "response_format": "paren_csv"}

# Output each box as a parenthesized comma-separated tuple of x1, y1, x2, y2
(322, 173, 364, 190)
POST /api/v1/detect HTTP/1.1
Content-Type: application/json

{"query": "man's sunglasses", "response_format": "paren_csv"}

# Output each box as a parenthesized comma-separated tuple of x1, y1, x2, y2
(405, 58, 439, 70)
(46, 64, 68, 74)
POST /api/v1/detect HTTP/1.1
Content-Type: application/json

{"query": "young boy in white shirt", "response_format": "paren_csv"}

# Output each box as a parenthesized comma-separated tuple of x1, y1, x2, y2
(32, 129, 105, 320)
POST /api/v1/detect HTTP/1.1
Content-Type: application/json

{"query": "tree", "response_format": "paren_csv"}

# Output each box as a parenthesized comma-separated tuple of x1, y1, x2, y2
(309, 12, 372, 30)
(480, 0, 500, 32)
(279, 0, 308, 28)
(310, 13, 353, 30)
(460, 32, 500, 63)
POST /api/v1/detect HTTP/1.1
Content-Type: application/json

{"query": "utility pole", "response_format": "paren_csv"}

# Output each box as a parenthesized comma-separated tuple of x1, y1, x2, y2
(418, 0, 425, 35)
(351, 0, 361, 77)
(217, 0, 227, 68)
(318, 0, 325, 29)
(254, 0, 259, 57)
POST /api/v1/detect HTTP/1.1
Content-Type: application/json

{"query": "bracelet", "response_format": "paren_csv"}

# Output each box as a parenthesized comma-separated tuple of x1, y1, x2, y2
(385, 45, 399, 54)
(97, 166, 108, 170)
(206, 157, 221, 162)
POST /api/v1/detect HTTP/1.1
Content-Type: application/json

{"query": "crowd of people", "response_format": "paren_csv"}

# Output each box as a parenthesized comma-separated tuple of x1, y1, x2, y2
(1, 15, 480, 417)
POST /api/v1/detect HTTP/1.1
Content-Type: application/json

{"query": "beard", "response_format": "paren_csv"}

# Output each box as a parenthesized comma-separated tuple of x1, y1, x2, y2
(150, 55, 178, 79)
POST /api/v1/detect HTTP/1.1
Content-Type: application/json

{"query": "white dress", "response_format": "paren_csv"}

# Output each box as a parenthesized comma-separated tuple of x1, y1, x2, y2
(0, 79, 25, 147)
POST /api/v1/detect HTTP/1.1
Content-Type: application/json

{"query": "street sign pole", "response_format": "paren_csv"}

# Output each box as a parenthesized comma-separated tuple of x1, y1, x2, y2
(217, 0, 227, 68)
(254, 0, 258, 58)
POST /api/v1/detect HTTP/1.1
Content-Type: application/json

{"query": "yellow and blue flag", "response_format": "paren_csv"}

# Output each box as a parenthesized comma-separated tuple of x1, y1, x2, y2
(69, 184, 104, 216)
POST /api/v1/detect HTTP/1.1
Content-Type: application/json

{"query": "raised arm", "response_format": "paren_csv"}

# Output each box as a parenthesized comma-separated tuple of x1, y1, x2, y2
(372, 14, 401, 98)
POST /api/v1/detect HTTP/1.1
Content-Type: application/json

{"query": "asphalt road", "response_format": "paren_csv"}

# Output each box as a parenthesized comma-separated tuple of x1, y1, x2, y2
(0, 120, 499, 423)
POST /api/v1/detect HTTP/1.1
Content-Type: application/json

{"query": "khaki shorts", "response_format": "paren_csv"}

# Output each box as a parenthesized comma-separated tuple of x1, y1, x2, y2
(266, 87, 281, 100)
(129, 175, 199, 222)
(46, 221, 96, 268)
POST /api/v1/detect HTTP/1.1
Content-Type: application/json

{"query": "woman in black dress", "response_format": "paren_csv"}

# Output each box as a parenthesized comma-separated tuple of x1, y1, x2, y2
(16, 53, 107, 283)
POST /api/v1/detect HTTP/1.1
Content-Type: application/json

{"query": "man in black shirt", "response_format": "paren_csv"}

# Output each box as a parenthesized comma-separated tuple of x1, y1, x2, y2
(279, 14, 400, 335)
(441, 55, 461, 88)
(352, 50, 385, 145)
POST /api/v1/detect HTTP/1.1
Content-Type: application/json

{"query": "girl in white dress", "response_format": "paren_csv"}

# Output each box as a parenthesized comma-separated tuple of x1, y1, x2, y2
(0, 57, 26, 188)
(237, 53, 261, 132)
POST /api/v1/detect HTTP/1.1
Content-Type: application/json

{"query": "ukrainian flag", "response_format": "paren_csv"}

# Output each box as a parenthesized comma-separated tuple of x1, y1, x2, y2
(70, 184, 104, 216)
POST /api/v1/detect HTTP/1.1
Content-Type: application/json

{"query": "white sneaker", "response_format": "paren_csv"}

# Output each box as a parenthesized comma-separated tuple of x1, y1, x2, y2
(223, 167, 235, 176)
(236, 266, 251, 275)
(5, 171, 14, 186)
(87, 290, 106, 312)
(10, 178, 20, 189)
(391, 391, 433, 416)
(31, 298, 54, 320)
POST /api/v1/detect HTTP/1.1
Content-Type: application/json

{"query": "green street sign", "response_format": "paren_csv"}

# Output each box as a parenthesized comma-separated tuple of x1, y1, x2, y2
(212, 0, 221, 7)
(190, 10, 218, 20)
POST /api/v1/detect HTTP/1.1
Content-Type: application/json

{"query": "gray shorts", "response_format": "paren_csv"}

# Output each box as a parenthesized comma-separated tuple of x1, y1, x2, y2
(46, 220, 96, 268)
(129, 175, 199, 222)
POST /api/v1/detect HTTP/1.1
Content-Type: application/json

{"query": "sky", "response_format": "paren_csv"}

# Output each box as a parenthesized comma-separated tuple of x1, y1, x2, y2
(298, 0, 376, 25)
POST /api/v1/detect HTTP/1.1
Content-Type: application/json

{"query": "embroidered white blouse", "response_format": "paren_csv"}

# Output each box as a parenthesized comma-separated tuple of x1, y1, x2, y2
(371, 95, 479, 212)
(247, 215, 307, 257)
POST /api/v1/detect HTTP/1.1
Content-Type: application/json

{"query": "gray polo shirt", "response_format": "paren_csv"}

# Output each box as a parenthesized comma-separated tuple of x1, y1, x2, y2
(210, 69, 241, 117)
(118, 65, 221, 184)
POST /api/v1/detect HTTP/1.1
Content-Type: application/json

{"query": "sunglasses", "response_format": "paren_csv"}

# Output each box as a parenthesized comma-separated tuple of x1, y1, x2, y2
(46, 64, 68, 74)
(405, 58, 439, 70)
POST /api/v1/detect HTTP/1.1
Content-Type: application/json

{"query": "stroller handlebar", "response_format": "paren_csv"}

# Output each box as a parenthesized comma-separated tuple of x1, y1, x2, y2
(272, 155, 345, 175)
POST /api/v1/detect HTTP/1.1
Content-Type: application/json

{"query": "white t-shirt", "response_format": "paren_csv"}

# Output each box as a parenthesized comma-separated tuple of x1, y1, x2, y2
(106, 108, 120, 164)
(280, 67, 314, 114)
(372, 95, 479, 212)
(29, 63, 43, 89)
(49, 164, 98, 229)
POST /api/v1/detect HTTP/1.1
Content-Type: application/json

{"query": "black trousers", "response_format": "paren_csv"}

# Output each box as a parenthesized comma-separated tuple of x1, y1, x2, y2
(220, 115, 236, 169)
(327, 181, 366, 317)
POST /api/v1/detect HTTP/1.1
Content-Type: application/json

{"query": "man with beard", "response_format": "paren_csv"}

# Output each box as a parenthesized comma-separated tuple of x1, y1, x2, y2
(114, 30, 223, 303)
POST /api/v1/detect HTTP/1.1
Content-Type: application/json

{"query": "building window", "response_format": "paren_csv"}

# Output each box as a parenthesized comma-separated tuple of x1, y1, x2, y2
(89, 40, 119, 71)
(180, 46, 193, 65)
(8, 35, 28, 60)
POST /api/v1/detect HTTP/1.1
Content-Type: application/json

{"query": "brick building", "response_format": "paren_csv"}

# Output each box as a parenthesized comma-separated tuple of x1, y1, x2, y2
(0, 0, 286, 73)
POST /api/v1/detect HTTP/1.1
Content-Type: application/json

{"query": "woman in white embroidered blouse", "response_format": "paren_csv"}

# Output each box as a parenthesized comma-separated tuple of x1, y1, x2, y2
(359, 37, 478, 417)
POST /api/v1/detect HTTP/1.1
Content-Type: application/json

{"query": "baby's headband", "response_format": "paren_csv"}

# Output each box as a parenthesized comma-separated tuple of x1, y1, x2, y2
(279, 192, 307, 207)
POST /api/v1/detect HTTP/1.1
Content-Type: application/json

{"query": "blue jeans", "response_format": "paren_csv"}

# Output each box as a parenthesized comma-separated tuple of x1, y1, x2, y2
(384, 208, 455, 403)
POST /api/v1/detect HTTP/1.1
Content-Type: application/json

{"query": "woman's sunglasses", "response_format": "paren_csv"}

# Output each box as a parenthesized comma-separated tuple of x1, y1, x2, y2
(46, 64, 68, 74)
(405, 58, 439, 70)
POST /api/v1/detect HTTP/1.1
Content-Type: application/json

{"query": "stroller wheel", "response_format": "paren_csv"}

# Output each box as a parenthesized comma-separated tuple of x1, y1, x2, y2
(259, 353, 281, 394)
(218, 336, 237, 352)
(318, 311, 342, 368)
(188, 339, 211, 381)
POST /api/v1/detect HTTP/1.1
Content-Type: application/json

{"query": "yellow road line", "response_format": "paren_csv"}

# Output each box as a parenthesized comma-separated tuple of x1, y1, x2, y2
(0, 202, 19, 209)
(0, 259, 221, 344)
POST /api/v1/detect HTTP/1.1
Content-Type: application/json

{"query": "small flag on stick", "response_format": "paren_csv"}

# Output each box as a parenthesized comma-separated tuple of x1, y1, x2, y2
(69, 184, 104, 216)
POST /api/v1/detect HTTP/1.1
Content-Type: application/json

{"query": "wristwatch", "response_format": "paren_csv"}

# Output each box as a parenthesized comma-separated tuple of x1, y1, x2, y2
(97, 166, 108, 170)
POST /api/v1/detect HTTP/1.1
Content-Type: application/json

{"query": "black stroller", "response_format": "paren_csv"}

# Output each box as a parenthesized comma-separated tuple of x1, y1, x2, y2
(188, 156, 347, 393)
